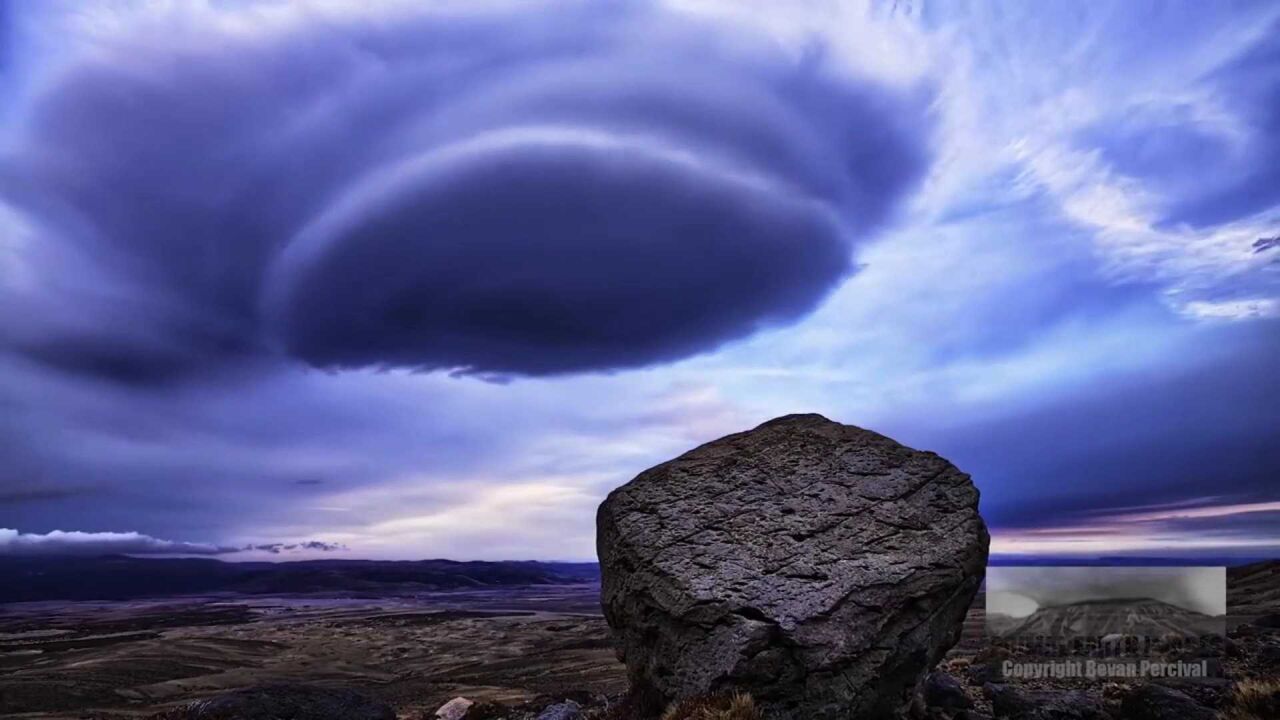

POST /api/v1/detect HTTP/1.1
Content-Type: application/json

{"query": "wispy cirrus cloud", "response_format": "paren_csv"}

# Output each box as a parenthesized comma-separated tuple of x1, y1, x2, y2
(909, 1, 1280, 322)
(990, 499, 1280, 558)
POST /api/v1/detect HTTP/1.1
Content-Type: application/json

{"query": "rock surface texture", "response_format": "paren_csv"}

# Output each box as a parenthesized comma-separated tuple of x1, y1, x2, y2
(597, 414, 989, 720)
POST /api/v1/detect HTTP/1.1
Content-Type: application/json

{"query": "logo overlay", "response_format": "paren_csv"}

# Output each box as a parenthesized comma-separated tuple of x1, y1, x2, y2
(984, 566, 1226, 680)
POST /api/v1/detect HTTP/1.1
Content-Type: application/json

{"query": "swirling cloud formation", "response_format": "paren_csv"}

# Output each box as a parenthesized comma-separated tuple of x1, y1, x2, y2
(4, 3, 930, 380)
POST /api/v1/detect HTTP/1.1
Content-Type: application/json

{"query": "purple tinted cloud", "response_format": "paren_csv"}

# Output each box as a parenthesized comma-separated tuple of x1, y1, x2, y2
(3, 3, 929, 382)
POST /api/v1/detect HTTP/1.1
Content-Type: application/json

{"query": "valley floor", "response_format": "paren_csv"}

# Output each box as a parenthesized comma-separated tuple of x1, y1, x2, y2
(0, 586, 625, 719)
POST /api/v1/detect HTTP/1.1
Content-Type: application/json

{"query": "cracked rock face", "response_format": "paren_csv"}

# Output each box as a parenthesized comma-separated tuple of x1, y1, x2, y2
(597, 414, 988, 720)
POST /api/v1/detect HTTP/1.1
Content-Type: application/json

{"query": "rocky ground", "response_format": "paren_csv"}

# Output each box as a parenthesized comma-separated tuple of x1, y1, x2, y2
(1, 562, 1277, 720)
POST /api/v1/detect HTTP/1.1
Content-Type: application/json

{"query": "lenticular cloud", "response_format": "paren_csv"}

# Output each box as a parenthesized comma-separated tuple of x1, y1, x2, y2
(4, 3, 931, 380)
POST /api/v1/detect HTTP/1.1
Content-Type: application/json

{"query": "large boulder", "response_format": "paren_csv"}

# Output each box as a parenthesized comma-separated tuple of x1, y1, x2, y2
(597, 414, 988, 720)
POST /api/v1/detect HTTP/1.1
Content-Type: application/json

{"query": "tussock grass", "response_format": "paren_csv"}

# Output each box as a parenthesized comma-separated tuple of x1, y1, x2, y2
(1221, 678, 1280, 720)
(660, 692, 761, 720)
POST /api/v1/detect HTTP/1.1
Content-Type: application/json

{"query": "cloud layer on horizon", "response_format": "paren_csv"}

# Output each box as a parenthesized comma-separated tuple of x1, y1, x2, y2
(0, 527, 345, 557)
(0, 527, 237, 556)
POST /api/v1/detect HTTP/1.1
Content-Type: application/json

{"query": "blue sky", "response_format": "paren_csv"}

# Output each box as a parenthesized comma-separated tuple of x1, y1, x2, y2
(0, 0, 1277, 561)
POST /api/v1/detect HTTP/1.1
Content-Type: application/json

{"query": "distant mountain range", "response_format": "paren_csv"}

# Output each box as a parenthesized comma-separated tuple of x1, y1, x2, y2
(989, 597, 1224, 639)
(5, 556, 1274, 607)
(0, 555, 601, 603)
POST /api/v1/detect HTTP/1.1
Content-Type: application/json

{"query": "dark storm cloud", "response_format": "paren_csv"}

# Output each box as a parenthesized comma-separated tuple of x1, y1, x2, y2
(266, 140, 848, 374)
(3, 3, 930, 380)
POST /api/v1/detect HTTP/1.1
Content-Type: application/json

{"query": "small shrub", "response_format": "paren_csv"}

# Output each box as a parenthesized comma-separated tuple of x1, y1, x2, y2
(660, 692, 761, 720)
(1221, 678, 1280, 720)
